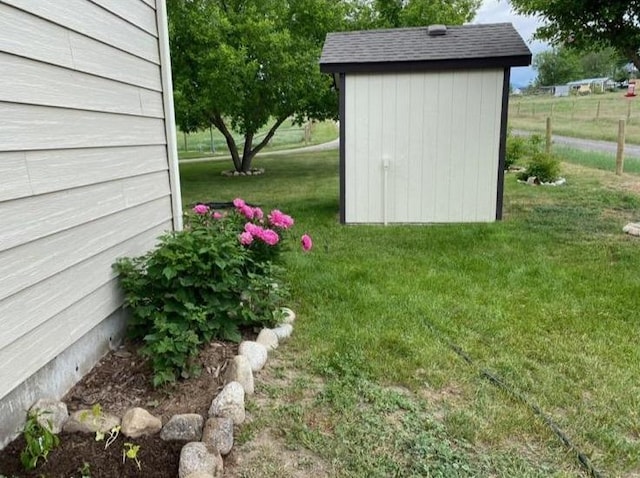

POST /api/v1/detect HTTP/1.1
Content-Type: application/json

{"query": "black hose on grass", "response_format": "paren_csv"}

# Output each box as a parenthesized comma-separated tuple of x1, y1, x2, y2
(421, 320, 604, 478)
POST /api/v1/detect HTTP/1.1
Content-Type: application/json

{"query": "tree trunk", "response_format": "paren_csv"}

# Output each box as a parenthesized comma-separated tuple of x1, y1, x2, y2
(238, 115, 290, 172)
(211, 114, 241, 171)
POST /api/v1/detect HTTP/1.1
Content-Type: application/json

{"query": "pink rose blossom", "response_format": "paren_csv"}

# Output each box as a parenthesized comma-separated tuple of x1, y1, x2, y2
(239, 231, 254, 245)
(301, 234, 313, 252)
(268, 209, 294, 229)
(212, 211, 223, 220)
(253, 207, 264, 220)
(233, 198, 246, 208)
(258, 229, 280, 246)
(193, 204, 209, 215)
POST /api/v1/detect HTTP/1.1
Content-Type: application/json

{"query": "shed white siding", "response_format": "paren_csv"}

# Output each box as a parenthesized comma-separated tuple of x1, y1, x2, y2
(0, 0, 180, 446)
(344, 69, 504, 223)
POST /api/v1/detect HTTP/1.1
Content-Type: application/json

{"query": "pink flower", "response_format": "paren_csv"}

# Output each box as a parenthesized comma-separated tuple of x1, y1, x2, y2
(301, 234, 313, 252)
(239, 231, 253, 245)
(233, 198, 246, 209)
(193, 204, 209, 215)
(253, 207, 264, 220)
(244, 223, 263, 236)
(239, 205, 255, 219)
(268, 209, 294, 229)
(212, 212, 223, 220)
(258, 229, 280, 246)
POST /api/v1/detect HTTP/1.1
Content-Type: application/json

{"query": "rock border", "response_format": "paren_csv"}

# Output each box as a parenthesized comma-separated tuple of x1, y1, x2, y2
(27, 306, 298, 478)
(221, 168, 265, 177)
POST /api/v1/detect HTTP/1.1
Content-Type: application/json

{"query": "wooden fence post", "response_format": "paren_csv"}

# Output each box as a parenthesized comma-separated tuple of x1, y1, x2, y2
(596, 100, 600, 120)
(616, 119, 626, 175)
(546, 116, 552, 154)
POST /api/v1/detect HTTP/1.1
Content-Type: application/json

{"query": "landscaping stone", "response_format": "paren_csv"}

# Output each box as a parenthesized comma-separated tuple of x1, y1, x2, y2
(280, 306, 296, 324)
(238, 341, 268, 371)
(64, 409, 120, 434)
(160, 414, 204, 441)
(178, 442, 223, 478)
(272, 323, 293, 340)
(224, 355, 254, 395)
(121, 407, 162, 438)
(184, 472, 215, 478)
(202, 417, 234, 455)
(30, 398, 68, 434)
(256, 328, 279, 350)
(623, 222, 640, 236)
(208, 381, 245, 425)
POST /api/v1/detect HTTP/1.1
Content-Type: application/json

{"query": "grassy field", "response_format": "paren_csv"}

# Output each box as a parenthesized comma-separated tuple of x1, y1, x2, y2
(180, 151, 640, 476)
(177, 120, 338, 160)
(509, 91, 640, 144)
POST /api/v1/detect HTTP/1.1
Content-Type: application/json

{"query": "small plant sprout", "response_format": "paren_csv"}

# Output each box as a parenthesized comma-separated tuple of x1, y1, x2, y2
(123, 442, 141, 470)
(104, 425, 120, 449)
(78, 462, 92, 477)
(20, 410, 60, 470)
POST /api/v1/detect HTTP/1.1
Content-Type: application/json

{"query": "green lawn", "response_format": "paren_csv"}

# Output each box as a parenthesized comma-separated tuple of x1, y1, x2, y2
(509, 91, 640, 144)
(180, 152, 640, 476)
(177, 120, 338, 160)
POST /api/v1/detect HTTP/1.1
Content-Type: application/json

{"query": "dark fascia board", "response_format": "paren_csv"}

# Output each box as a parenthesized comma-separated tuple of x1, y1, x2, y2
(320, 54, 532, 74)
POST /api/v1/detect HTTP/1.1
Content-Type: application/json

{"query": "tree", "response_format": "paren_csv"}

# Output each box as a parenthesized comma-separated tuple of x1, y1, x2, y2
(533, 48, 582, 86)
(167, 0, 343, 172)
(347, 0, 480, 29)
(509, 0, 640, 71)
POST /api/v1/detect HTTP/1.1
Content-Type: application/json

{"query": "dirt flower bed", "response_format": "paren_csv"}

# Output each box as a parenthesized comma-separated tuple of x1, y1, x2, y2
(0, 338, 240, 478)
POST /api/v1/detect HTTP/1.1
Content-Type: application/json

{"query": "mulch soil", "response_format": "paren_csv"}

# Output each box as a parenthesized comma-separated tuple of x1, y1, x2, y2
(0, 338, 243, 478)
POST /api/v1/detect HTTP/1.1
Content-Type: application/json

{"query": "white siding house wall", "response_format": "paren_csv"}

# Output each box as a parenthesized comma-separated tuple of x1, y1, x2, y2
(344, 69, 503, 223)
(0, 0, 181, 447)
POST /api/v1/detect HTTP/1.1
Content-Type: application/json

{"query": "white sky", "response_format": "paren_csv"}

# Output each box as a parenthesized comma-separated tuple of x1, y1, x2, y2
(472, 0, 550, 86)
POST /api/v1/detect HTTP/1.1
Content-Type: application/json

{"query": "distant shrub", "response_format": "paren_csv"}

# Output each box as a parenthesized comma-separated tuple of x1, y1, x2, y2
(517, 150, 562, 183)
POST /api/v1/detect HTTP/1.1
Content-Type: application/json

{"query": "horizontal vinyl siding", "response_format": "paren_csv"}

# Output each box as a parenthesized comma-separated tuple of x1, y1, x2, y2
(344, 69, 503, 223)
(0, 0, 177, 402)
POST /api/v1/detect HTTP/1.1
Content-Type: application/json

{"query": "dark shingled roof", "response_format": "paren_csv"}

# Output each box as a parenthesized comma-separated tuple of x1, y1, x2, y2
(320, 23, 531, 73)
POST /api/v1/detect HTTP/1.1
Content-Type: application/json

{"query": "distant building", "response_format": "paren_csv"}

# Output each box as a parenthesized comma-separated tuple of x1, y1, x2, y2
(567, 77, 616, 94)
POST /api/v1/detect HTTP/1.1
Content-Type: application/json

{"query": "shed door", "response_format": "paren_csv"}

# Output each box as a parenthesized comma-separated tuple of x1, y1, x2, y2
(344, 69, 504, 223)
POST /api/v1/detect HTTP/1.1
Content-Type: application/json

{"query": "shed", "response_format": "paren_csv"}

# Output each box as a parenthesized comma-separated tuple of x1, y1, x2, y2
(0, 0, 181, 447)
(320, 23, 531, 224)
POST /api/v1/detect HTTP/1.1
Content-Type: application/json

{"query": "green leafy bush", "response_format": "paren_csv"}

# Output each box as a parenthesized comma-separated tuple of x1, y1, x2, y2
(115, 200, 311, 387)
(505, 132, 527, 169)
(517, 150, 562, 183)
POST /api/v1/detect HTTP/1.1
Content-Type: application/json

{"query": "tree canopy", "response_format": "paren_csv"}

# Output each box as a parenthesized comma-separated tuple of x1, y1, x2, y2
(510, 0, 640, 70)
(168, 0, 482, 172)
(533, 46, 624, 86)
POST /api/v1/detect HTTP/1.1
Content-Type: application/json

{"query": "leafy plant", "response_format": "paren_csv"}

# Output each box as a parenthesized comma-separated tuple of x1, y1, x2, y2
(505, 131, 527, 169)
(78, 462, 92, 477)
(122, 443, 141, 471)
(517, 150, 562, 183)
(20, 410, 60, 470)
(114, 200, 309, 387)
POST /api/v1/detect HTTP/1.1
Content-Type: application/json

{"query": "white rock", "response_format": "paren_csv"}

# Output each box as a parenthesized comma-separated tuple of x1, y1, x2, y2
(280, 307, 296, 324)
(272, 323, 293, 340)
(208, 382, 245, 425)
(238, 341, 268, 371)
(224, 355, 254, 395)
(178, 442, 223, 478)
(623, 222, 640, 236)
(64, 409, 120, 434)
(30, 398, 68, 434)
(256, 328, 279, 350)
(160, 414, 204, 441)
(202, 417, 234, 455)
(121, 407, 162, 438)
(184, 472, 215, 478)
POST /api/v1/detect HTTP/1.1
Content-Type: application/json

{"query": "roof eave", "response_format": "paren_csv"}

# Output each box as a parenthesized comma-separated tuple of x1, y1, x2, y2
(320, 54, 532, 74)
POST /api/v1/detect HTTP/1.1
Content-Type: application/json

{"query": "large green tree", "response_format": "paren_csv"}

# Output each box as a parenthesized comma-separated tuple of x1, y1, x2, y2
(168, 0, 343, 172)
(509, 0, 640, 70)
(346, 0, 480, 29)
(533, 46, 623, 85)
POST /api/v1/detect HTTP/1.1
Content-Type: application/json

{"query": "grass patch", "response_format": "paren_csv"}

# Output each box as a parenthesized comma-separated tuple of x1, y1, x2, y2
(180, 151, 640, 476)
(177, 120, 338, 160)
(553, 146, 640, 174)
(509, 92, 640, 144)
